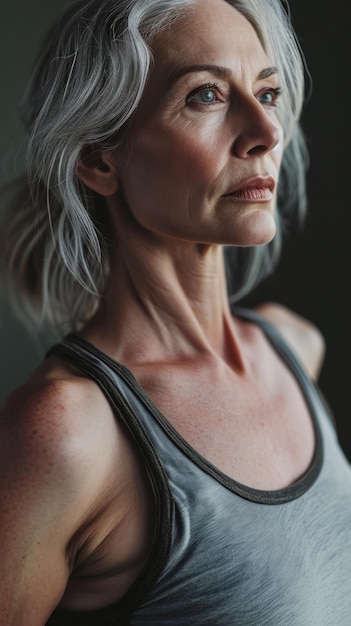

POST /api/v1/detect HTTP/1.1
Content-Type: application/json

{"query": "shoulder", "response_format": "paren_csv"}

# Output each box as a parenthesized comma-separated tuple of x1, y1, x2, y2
(0, 357, 120, 507)
(0, 357, 126, 618)
(253, 301, 326, 381)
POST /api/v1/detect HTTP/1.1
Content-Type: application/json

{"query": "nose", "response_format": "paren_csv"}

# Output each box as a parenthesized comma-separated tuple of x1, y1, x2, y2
(231, 96, 282, 159)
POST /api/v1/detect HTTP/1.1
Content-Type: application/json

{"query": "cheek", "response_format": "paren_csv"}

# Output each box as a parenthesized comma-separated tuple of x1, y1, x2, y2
(272, 127, 284, 167)
(127, 128, 222, 198)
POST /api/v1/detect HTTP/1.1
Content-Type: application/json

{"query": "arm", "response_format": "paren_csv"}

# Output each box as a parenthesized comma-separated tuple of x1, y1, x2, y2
(254, 302, 326, 381)
(0, 378, 105, 625)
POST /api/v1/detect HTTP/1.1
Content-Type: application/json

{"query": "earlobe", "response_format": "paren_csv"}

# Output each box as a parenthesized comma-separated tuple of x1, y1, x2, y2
(77, 146, 119, 196)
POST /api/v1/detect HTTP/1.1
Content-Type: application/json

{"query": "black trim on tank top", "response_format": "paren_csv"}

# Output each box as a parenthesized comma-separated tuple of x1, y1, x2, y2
(45, 339, 173, 626)
(53, 305, 325, 506)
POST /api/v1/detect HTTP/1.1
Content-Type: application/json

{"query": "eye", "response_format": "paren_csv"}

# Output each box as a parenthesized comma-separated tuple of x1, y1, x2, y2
(195, 89, 217, 104)
(258, 87, 282, 107)
(187, 83, 223, 107)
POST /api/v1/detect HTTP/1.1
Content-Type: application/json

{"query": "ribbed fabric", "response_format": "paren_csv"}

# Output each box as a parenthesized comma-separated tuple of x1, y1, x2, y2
(46, 307, 351, 625)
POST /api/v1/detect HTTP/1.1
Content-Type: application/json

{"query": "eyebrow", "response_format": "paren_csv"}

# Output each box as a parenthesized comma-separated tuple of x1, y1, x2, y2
(168, 64, 279, 82)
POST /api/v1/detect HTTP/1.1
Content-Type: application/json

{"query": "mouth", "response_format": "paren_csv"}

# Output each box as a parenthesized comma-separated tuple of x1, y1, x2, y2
(222, 176, 276, 202)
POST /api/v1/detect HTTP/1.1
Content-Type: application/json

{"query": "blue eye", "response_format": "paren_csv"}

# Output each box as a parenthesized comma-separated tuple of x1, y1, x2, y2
(258, 87, 282, 107)
(194, 89, 217, 103)
(188, 83, 221, 106)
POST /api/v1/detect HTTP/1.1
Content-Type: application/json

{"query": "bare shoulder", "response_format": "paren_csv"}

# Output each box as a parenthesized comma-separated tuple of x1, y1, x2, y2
(254, 301, 326, 381)
(0, 357, 122, 621)
(0, 355, 120, 535)
(0, 356, 117, 479)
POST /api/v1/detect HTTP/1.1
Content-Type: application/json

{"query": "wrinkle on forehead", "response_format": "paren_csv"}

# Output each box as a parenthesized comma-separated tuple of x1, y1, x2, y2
(150, 0, 272, 83)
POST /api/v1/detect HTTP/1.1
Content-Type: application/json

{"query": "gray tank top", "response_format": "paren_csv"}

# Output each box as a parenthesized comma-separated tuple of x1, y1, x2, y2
(46, 307, 351, 625)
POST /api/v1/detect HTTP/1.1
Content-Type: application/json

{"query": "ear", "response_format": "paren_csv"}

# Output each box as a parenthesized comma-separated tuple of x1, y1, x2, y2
(77, 146, 119, 196)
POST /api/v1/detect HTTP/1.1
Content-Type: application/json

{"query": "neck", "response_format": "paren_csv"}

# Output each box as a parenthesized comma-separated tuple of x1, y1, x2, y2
(85, 232, 244, 369)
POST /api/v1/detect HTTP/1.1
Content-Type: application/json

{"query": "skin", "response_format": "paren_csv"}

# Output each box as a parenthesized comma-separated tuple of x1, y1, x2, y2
(0, 0, 325, 623)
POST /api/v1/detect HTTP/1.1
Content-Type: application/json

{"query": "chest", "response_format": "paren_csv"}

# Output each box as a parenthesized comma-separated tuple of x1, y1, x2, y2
(140, 359, 316, 490)
(114, 365, 351, 626)
(134, 461, 351, 626)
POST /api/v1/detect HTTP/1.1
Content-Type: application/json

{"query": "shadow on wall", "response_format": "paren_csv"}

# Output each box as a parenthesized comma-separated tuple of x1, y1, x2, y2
(0, 298, 52, 404)
(0, 2, 65, 403)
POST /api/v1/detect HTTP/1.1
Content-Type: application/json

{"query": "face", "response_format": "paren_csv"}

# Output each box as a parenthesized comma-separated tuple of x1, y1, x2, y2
(112, 0, 284, 248)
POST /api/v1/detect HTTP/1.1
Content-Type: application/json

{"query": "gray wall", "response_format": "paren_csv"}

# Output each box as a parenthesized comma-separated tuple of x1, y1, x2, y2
(0, 2, 65, 401)
(1, 2, 350, 458)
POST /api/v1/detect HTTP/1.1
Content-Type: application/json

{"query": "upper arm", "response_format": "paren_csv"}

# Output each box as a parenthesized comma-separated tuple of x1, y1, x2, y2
(0, 379, 107, 625)
(254, 302, 326, 381)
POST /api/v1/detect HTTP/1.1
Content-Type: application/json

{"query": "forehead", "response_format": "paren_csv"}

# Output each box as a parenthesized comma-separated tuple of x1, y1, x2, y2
(150, 0, 271, 76)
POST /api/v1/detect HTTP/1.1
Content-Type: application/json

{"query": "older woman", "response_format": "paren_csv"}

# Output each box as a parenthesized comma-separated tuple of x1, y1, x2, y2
(1, 0, 350, 624)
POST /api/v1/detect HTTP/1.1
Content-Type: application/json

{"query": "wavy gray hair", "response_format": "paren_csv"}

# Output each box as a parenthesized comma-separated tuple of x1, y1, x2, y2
(0, 0, 308, 333)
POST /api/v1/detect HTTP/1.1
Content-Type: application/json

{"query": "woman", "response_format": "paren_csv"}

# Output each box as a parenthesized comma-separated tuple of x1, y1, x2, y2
(1, 0, 350, 624)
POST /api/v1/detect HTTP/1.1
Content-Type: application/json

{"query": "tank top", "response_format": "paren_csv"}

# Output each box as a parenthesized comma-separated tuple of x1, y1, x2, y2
(46, 306, 351, 625)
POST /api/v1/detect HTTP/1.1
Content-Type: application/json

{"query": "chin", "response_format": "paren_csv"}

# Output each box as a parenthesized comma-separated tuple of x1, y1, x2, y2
(235, 209, 276, 246)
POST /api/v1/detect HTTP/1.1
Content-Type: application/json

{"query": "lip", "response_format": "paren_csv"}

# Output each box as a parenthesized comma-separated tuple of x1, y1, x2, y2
(223, 175, 276, 197)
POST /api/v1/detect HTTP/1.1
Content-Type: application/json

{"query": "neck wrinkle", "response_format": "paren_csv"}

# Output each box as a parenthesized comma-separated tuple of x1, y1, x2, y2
(89, 239, 246, 371)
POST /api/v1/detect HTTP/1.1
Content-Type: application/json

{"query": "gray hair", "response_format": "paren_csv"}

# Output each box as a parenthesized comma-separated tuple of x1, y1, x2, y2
(0, 0, 309, 334)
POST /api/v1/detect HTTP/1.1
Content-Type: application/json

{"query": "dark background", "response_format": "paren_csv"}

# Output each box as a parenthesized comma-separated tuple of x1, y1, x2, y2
(242, 2, 350, 459)
(1, 2, 350, 458)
